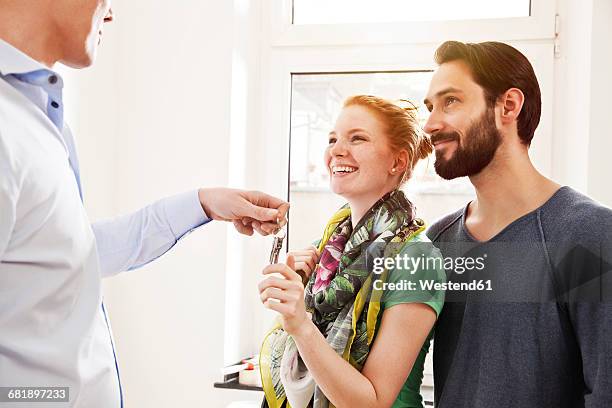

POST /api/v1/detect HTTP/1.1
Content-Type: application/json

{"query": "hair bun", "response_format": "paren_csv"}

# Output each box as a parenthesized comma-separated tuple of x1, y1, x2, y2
(416, 134, 433, 160)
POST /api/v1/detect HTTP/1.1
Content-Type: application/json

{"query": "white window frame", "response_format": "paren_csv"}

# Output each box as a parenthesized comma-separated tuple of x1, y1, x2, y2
(236, 0, 557, 378)
(257, 48, 554, 209)
(265, 0, 556, 46)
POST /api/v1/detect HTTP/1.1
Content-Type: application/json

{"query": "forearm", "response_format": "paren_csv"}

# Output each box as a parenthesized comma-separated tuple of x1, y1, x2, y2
(93, 190, 209, 276)
(292, 320, 382, 408)
(260, 262, 429, 408)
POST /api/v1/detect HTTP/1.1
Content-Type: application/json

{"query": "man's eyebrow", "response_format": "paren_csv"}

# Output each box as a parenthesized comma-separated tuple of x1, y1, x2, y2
(423, 87, 464, 105)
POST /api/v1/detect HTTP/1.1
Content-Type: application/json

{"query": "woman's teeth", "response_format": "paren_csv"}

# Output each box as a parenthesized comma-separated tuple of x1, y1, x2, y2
(332, 165, 357, 174)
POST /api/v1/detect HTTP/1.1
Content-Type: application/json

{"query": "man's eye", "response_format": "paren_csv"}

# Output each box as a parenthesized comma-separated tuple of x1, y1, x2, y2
(328, 138, 337, 144)
(445, 96, 459, 106)
(351, 135, 365, 141)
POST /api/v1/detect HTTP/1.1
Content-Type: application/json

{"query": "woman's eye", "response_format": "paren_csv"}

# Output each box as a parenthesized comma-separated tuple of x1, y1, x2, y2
(328, 138, 336, 144)
(351, 135, 365, 142)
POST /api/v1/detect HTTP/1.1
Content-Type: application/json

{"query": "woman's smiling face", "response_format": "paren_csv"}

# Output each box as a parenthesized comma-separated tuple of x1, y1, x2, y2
(325, 105, 398, 204)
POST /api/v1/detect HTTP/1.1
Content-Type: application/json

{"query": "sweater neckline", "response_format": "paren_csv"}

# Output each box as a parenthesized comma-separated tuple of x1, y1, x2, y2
(460, 186, 571, 243)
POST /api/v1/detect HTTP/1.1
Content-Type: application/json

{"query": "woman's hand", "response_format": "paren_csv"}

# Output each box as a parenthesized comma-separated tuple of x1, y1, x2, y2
(259, 255, 313, 337)
(288, 246, 320, 280)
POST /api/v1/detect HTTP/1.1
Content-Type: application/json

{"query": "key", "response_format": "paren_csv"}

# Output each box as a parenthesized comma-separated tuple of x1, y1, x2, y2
(269, 227, 286, 264)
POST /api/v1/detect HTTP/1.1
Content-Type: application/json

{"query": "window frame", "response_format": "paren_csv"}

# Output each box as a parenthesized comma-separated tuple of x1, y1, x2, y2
(237, 0, 557, 385)
(265, 0, 556, 47)
(258, 43, 554, 204)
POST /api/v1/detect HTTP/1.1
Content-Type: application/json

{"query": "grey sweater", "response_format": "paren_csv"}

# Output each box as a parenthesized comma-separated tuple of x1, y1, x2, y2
(427, 186, 612, 408)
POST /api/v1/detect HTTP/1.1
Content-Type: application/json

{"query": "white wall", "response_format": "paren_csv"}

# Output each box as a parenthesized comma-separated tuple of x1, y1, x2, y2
(587, 0, 612, 206)
(64, 0, 612, 407)
(553, 0, 612, 207)
(66, 0, 264, 406)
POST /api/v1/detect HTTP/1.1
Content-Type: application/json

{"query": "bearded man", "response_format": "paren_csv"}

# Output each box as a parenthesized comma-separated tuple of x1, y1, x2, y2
(424, 41, 612, 408)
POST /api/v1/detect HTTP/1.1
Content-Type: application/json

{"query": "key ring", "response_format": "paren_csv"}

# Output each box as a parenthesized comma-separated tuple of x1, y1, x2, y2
(269, 227, 286, 264)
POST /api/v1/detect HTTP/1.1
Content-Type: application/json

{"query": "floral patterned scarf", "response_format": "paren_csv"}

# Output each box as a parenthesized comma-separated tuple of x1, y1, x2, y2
(260, 190, 424, 408)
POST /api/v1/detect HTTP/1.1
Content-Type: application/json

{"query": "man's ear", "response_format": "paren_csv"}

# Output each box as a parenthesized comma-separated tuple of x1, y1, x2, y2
(499, 88, 525, 125)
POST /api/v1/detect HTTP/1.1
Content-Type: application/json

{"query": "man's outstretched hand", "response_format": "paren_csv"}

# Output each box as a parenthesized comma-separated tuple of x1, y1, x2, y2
(198, 188, 289, 236)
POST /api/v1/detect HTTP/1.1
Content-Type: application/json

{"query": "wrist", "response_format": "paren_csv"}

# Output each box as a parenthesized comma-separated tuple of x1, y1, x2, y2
(198, 188, 216, 220)
(291, 317, 316, 340)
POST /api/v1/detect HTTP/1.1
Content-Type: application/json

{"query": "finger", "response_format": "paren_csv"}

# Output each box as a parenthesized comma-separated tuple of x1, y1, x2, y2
(290, 248, 319, 265)
(262, 262, 301, 282)
(276, 203, 290, 226)
(242, 201, 277, 223)
(293, 257, 314, 272)
(258, 277, 292, 293)
(259, 221, 278, 235)
(249, 220, 268, 236)
(293, 261, 312, 278)
(285, 255, 312, 280)
(242, 191, 291, 224)
(286, 254, 296, 273)
(260, 287, 292, 303)
(308, 246, 321, 259)
(302, 254, 316, 272)
(233, 220, 254, 236)
(248, 191, 289, 211)
(264, 299, 291, 315)
(288, 250, 316, 257)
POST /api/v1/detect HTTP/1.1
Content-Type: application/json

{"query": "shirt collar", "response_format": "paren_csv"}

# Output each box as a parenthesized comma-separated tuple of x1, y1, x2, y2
(0, 38, 49, 76)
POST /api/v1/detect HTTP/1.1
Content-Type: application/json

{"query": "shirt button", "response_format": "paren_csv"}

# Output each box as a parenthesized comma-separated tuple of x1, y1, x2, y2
(51, 101, 60, 109)
(48, 75, 58, 84)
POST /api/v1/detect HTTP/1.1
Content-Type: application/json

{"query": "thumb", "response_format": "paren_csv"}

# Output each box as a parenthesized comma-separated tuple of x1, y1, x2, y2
(245, 202, 278, 222)
(286, 254, 296, 271)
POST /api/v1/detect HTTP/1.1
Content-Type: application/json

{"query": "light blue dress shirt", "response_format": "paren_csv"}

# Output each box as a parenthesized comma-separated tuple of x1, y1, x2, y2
(0, 41, 211, 276)
(0, 39, 210, 407)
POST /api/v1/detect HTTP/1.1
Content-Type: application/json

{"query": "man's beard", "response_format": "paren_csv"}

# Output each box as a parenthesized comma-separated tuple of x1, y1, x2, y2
(432, 107, 502, 180)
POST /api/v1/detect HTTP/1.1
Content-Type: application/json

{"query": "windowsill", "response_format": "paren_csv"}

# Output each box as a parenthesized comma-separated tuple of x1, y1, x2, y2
(213, 377, 262, 392)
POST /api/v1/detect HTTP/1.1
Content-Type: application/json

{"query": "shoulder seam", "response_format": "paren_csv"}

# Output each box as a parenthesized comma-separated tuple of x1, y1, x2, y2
(430, 211, 463, 242)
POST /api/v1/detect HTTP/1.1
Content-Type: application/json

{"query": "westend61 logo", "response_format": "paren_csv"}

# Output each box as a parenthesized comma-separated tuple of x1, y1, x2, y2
(372, 253, 487, 275)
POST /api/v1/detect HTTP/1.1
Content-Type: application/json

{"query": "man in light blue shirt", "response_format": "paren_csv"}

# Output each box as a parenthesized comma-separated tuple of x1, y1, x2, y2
(0, 1, 287, 407)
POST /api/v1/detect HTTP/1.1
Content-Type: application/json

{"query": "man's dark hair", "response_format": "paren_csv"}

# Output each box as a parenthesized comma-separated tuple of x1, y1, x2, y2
(434, 41, 541, 145)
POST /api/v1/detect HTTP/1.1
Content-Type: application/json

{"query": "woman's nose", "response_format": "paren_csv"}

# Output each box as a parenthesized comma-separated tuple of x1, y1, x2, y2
(329, 139, 348, 156)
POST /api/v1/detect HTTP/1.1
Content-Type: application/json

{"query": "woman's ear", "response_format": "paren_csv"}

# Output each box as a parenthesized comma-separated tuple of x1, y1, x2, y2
(391, 150, 409, 175)
(499, 88, 525, 125)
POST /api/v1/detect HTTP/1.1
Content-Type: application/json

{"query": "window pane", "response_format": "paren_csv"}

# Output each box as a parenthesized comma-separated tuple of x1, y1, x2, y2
(293, 0, 530, 25)
(288, 72, 474, 250)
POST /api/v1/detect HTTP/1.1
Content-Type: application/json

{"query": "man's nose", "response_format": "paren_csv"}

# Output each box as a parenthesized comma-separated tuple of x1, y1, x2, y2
(423, 111, 443, 136)
(104, 8, 114, 23)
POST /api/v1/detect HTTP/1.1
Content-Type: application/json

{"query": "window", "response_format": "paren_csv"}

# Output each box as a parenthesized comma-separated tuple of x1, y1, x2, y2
(293, 0, 531, 25)
(266, 0, 555, 46)
(232, 0, 557, 398)
(289, 71, 474, 250)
